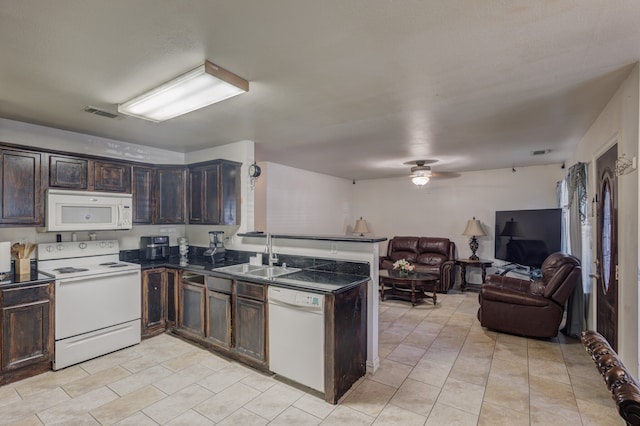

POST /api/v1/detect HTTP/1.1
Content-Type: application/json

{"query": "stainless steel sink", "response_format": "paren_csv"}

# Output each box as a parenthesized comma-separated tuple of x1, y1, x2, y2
(213, 263, 265, 274)
(245, 266, 300, 279)
(213, 263, 300, 279)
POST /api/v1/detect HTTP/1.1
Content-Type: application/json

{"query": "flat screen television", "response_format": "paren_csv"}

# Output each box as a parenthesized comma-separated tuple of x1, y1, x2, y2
(494, 208, 562, 269)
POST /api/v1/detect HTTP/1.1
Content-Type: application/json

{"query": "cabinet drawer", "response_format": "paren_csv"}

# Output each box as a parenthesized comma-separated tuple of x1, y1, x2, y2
(207, 276, 232, 293)
(2, 283, 51, 307)
(182, 274, 204, 286)
(236, 281, 265, 301)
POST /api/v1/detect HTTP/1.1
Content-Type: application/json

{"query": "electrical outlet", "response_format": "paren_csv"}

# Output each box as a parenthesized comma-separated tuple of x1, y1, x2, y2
(330, 243, 338, 253)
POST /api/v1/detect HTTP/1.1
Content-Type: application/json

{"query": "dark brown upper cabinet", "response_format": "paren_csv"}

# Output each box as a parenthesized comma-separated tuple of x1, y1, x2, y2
(154, 167, 187, 224)
(47, 155, 131, 193)
(132, 166, 154, 224)
(48, 155, 88, 189)
(188, 159, 241, 225)
(93, 160, 132, 193)
(0, 149, 42, 225)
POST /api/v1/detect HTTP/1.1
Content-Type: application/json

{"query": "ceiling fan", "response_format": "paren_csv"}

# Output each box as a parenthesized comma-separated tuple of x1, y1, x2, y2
(404, 160, 460, 186)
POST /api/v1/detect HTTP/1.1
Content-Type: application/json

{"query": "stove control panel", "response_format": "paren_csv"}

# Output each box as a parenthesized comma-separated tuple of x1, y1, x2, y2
(37, 240, 121, 261)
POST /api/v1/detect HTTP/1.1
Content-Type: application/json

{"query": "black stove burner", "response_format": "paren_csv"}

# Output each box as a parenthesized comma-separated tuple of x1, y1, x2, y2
(54, 267, 89, 274)
(108, 264, 129, 268)
(99, 262, 117, 266)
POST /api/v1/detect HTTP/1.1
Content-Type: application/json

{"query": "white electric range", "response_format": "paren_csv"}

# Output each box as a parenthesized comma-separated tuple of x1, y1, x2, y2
(37, 240, 141, 370)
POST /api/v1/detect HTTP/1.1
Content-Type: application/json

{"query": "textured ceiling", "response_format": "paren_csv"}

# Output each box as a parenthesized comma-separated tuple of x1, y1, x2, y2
(1, 1, 639, 180)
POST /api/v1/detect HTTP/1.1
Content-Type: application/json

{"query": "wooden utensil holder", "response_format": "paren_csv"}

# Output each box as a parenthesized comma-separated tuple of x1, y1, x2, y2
(15, 258, 31, 277)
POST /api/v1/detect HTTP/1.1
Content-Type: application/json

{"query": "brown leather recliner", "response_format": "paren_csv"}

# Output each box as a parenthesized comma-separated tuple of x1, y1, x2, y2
(477, 252, 581, 338)
(379, 236, 456, 292)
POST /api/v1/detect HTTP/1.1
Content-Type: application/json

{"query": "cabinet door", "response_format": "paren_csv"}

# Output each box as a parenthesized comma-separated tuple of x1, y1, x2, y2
(206, 290, 232, 348)
(93, 160, 132, 193)
(142, 269, 166, 337)
(178, 282, 205, 337)
(155, 168, 186, 224)
(0, 150, 42, 225)
(220, 161, 240, 225)
(188, 164, 221, 224)
(166, 268, 179, 327)
(48, 155, 88, 189)
(188, 167, 204, 224)
(133, 166, 154, 224)
(235, 297, 266, 362)
(1, 283, 53, 371)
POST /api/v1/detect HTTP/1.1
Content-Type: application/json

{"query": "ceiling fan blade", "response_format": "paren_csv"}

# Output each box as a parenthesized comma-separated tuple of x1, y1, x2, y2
(430, 171, 461, 179)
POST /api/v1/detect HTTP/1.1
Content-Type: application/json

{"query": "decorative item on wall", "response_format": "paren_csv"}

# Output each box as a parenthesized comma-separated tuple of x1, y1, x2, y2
(118, 60, 249, 122)
(353, 217, 370, 236)
(462, 217, 485, 260)
(248, 162, 261, 190)
(614, 153, 637, 176)
(404, 160, 460, 186)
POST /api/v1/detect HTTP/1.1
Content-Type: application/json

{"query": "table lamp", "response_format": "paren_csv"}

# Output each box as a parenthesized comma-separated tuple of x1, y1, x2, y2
(353, 217, 370, 236)
(462, 217, 485, 260)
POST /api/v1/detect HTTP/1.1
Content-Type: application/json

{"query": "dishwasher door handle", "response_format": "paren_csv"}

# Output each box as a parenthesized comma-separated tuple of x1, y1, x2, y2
(269, 299, 323, 314)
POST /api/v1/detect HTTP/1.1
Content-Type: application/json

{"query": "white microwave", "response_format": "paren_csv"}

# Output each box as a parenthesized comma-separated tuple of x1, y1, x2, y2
(45, 189, 133, 231)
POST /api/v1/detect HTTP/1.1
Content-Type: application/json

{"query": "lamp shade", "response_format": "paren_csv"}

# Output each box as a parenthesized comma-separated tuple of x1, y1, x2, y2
(500, 219, 520, 237)
(353, 217, 370, 236)
(462, 217, 485, 237)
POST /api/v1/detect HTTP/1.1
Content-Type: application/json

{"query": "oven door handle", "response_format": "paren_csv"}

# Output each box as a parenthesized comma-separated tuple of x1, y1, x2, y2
(56, 269, 140, 284)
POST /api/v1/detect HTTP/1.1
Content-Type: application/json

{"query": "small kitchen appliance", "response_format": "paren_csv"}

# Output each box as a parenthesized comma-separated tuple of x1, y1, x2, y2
(140, 236, 170, 261)
(203, 231, 225, 263)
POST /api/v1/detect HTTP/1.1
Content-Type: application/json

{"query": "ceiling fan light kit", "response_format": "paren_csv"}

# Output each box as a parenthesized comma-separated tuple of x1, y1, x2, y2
(118, 60, 249, 122)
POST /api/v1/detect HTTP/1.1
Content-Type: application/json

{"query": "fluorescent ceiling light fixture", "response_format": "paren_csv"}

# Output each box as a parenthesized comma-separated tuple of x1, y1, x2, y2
(118, 60, 249, 122)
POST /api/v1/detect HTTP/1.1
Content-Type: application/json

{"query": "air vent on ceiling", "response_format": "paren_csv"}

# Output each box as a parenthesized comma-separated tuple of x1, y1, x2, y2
(83, 106, 122, 119)
(531, 149, 551, 156)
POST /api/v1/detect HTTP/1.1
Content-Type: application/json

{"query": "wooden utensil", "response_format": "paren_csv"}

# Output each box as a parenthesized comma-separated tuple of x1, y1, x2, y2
(11, 243, 19, 259)
(25, 243, 36, 258)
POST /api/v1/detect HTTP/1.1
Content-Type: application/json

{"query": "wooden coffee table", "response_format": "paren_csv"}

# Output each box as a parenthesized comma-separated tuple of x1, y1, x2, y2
(379, 269, 439, 306)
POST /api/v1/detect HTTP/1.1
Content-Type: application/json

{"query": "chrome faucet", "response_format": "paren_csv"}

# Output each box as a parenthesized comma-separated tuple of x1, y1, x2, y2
(266, 233, 279, 266)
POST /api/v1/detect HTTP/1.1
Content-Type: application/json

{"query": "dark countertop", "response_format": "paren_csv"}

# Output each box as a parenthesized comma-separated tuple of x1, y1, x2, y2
(237, 232, 387, 243)
(0, 268, 54, 289)
(134, 256, 370, 294)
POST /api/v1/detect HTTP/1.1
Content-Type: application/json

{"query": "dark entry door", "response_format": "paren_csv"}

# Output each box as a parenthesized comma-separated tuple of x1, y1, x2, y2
(596, 144, 618, 350)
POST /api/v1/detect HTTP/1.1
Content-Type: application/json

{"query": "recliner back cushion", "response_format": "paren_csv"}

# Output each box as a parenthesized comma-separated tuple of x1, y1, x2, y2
(418, 238, 450, 257)
(541, 252, 580, 300)
(387, 237, 419, 263)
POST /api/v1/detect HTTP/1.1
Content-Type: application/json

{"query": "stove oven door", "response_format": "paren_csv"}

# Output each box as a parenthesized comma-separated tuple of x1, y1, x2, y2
(54, 269, 141, 369)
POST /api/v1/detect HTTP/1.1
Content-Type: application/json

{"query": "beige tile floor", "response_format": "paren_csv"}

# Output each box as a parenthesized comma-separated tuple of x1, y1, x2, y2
(0, 291, 623, 425)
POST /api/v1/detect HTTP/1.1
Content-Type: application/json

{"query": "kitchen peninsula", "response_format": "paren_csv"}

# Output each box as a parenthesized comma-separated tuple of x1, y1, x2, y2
(133, 232, 385, 404)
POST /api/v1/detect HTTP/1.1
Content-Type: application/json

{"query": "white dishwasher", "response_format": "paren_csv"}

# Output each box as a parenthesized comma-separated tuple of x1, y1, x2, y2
(268, 286, 325, 392)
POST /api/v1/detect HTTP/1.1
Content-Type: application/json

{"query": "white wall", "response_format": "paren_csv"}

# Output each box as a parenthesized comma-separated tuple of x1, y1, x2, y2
(351, 164, 564, 265)
(568, 64, 639, 375)
(254, 162, 353, 235)
(0, 118, 182, 164)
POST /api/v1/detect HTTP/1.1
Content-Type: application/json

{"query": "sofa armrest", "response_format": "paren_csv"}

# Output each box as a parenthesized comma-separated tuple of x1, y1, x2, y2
(480, 285, 550, 307)
(485, 274, 531, 292)
(439, 260, 456, 292)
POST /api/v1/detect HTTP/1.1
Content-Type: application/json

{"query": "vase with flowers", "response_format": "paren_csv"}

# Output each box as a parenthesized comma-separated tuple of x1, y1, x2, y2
(393, 259, 415, 278)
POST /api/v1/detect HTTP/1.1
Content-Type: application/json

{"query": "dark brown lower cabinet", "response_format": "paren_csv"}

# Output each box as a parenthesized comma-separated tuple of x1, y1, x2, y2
(324, 282, 367, 404)
(205, 276, 232, 348)
(1, 281, 54, 386)
(142, 267, 178, 338)
(234, 281, 267, 365)
(178, 274, 206, 338)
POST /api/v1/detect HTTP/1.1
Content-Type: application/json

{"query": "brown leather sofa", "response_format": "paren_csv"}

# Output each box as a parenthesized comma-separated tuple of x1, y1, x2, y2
(477, 252, 581, 338)
(379, 236, 456, 292)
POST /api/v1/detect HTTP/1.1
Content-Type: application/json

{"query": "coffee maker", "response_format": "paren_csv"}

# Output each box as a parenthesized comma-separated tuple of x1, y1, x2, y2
(204, 231, 225, 264)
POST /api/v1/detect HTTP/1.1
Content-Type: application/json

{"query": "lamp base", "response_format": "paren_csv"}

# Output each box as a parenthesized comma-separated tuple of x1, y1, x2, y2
(468, 236, 479, 261)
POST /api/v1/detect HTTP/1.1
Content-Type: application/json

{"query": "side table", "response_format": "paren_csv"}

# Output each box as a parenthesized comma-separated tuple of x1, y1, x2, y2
(456, 258, 493, 291)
